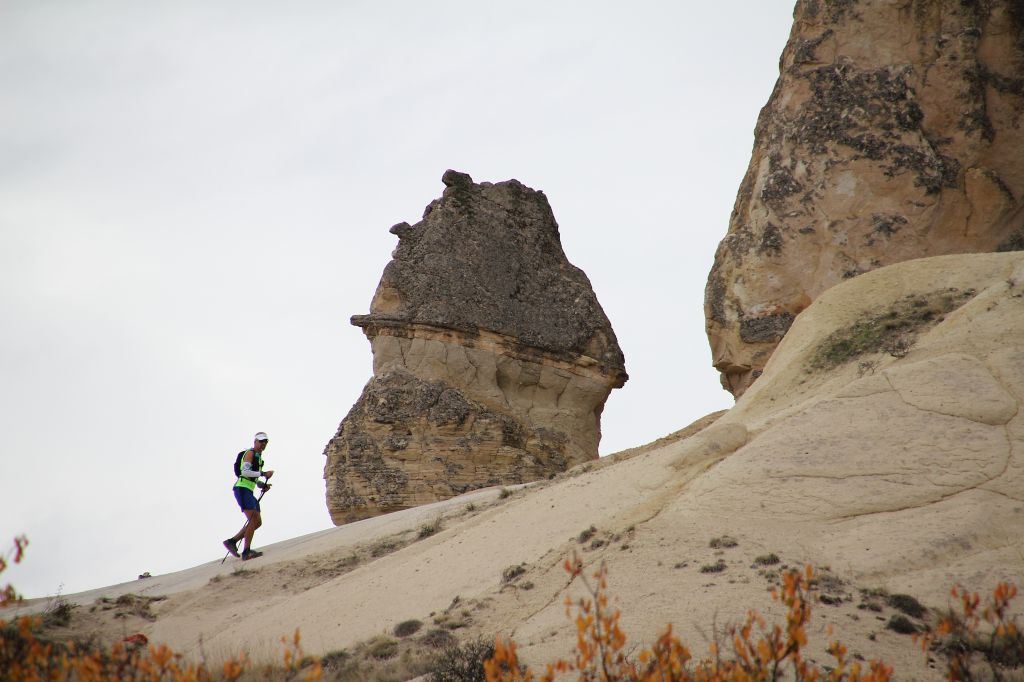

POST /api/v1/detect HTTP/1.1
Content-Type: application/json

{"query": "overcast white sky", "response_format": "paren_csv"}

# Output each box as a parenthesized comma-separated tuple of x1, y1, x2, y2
(1, 1, 795, 598)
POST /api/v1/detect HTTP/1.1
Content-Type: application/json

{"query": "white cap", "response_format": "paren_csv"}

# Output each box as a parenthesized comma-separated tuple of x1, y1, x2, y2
(254, 431, 269, 441)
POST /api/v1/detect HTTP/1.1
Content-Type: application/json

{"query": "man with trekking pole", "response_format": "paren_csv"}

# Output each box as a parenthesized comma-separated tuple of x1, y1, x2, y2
(224, 431, 274, 561)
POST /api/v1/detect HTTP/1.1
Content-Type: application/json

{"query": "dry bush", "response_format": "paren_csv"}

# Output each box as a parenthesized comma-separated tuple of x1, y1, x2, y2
(394, 619, 424, 637)
(484, 552, 894, 681)
(41, 593, 74, 628)
(0, 534, 28, 608)
(502, 564, 527, 584)
(326, 649, 434, 682)
(421, 628, 459, 650)
(419, 516, 444, 539)
(0, 535, 323, 681)
(371, 536, 405, 558)
(365, 635, 399, 660)
(1, 615, 323, 682)
(886, 615, 919, 635)
(886, 593, 926, 619)
(485, 554, 1024, 681)
(916, 583, 1024, 679)
(429, 637, 496, 682)
(97, 593, 167, 622)
(708, 536, 738, 549)
(319, 635, 435, 682)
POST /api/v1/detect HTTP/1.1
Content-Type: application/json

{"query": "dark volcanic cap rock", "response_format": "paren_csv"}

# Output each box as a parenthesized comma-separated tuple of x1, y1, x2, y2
(354, 170, 626, 375)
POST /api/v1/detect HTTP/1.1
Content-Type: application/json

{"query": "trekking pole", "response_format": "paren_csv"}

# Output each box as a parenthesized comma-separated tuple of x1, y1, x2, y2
(220, 481, 272, 564)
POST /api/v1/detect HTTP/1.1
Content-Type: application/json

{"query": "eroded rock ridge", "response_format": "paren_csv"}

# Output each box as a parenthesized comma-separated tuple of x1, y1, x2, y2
(706, 0, 1024, 397)
(324, 170, 627, 524)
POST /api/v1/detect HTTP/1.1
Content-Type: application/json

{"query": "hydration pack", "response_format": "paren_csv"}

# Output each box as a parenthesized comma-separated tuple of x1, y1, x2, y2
(233, 450, 247, 478)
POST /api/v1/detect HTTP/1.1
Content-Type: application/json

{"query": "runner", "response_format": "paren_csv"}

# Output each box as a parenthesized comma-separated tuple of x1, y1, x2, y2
(223, 432, 274, 560)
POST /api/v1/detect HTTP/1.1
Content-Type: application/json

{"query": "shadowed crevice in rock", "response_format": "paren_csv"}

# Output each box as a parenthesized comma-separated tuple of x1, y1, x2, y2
(324, 171, 627, 525)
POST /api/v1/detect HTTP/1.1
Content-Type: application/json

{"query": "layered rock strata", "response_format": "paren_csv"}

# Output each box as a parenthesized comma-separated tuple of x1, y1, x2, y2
(706, 0, 1024, 397)
(324, 170, 627, 525)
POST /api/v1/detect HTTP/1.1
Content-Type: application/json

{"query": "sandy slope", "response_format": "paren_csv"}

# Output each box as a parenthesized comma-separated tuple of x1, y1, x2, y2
(10, 252, 1024, 679)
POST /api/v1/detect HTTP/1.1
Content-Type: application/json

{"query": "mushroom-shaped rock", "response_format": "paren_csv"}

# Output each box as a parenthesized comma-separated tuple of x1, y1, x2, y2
(324, 172, 627, 525)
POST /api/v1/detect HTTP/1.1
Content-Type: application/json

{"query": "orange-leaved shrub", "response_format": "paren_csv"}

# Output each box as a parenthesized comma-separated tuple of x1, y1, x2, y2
(1, 534, 29, 608)
(0, 535, 323, 681)
(484, 552, 894, 681)
(915, 582, 1024, 680)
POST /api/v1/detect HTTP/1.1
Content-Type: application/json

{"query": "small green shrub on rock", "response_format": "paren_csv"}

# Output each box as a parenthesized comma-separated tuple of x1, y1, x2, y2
(887, 593, 926, 618)
(394, 619, 423, 638)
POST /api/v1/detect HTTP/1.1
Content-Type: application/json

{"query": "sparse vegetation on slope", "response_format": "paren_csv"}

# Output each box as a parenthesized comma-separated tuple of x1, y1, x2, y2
(419, 515, 444, 539)
(810, 288, 975, 369)
(4, 535, 1023, 680)
(708, 535, 738, 549)
(429, 637, 496, 682)
(483, 553, 1024, 682)
(394, 619, 424, 637)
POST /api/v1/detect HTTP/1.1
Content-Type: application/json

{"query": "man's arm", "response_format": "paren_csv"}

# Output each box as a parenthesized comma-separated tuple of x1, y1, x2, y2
(239, 450, 262, 479)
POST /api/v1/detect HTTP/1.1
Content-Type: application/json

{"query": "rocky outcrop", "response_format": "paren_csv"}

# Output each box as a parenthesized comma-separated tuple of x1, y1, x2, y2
(706, 0, 1024, 397)
(324, 170, 627, 525)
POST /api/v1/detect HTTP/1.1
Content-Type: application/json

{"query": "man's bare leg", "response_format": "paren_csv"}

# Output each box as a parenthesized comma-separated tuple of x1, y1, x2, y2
(242, 510, 262, 552)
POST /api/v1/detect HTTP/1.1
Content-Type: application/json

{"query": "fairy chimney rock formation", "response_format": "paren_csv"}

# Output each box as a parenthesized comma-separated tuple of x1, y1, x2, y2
(324, 170, 627, 525)
(706, 0, 1024, 397)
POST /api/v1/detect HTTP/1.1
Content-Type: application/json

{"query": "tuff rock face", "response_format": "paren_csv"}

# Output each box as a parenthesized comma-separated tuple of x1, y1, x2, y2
(324, 170, 627, 525)
(706, 0, 1024, 397)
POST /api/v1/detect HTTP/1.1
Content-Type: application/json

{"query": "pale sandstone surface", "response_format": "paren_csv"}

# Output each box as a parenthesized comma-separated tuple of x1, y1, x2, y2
(22, 253, 1022, 680)
(706, 0, 1024, 396)
(324, 170, 627, 525)
(687, 252, 1024, 597)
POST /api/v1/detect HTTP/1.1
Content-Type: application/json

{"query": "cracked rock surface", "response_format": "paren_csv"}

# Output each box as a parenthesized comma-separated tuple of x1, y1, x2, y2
(324, 171, 627, 524)
(706, 0, 1024, 397)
